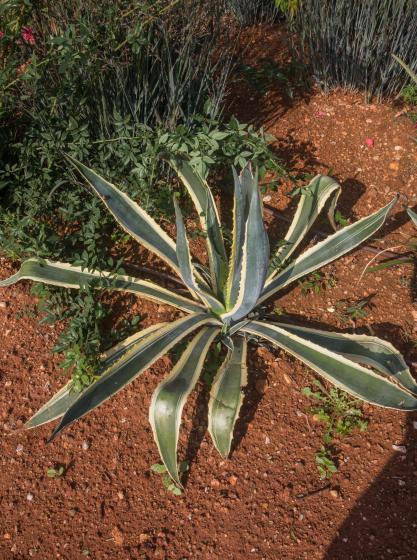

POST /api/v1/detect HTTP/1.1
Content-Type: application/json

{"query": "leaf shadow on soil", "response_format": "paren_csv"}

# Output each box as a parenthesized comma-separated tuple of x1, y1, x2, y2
(320, 319, 417, 560)
(181, 355, 268, 486)
(182, 381, 211, 486)
(324, 413, 417, 560)
(227, 27, 315, 129)
(230, 347, 270, 457)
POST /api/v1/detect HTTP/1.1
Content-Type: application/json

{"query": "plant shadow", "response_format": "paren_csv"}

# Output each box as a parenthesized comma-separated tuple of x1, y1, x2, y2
(230, 344, 270, 456)
(324, 412, 417, 560)
(251, 313, 417, 560)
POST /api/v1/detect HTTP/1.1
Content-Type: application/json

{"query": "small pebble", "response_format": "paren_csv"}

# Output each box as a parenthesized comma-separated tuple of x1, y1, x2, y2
(329, 489, 339, 499)
(283, 373, 292, 385)
(413, 421, 417, 430)
(263, 195, 272, 203)
(0, 301, 7, 309)
(394, 145, 402, 151)
(111, 526, 124, 546)
(16, 444, 24, 455)
(26, 493, 34, 502)
(265, 435, 271, 445)
(82, 441, 90, 451)
(392, 444, 407, 454)
(139, 533, 151, 544)
(398, 480, 406, 487)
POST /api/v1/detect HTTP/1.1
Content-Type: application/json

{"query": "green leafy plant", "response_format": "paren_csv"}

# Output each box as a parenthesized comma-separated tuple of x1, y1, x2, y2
(2, 157, 416, 490)
(237, 58, 309, 99)
(393, 55, 417, 123)
(300, 271, 337, 295)
(303, 380, 368, 478)
(46, 465, 66, 478)
(334, 210, 349, 228)
(335, 298, 371, 324)
(151, 461, 189, 495)
(315, 447, 337, 479)
(401, 84, 417, 105)
(2, 0, 279, 401)
(275, 0, 298, 16)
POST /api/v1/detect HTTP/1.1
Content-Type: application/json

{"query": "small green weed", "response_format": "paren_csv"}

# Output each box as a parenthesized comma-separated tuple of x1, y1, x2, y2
(303, 380, 368, 479)
(15, 304, 38, 320)
(46, 465, 66, 478)
(300, 271, 337, 295)
(289, 182, 314, 198)
(151, 461, 189, 495)
(237, 58, 309, 99)
(272, 306, 285, 318)
(334, 210, 349, 228)
(335, 298, 371, 323)
(401, 84, 417, 105)
(315, 446, 338, 479)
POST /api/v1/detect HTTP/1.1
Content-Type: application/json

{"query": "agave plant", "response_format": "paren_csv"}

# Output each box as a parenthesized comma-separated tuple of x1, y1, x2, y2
(2, 155, 417, 488)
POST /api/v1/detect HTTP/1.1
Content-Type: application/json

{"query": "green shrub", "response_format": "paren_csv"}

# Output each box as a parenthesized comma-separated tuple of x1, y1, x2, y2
(293, 0, 417, 99)
(0, 0, 284, 385)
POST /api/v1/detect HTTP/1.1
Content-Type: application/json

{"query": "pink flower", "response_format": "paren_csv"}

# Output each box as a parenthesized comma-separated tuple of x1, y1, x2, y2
(0, 30, 4, 40)
(365, 138, 374, 148)
(21, 26, 35, 46)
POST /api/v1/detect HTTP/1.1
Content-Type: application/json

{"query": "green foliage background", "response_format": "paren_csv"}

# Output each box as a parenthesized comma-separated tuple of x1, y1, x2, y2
(0, 0, 283, 386)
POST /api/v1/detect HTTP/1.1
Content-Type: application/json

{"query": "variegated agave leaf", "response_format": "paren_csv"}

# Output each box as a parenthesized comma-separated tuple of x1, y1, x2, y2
(66, 156, 181, 276)
(168, 158, 228, 294)
(242, 322, 417, 410)
(25, 323, 164, 429)
(208, 335, 248, 457)
(174, 197, 225, 314)
(50, 313, 220, 440)
(0, 258, 204, 313)
(150, 327, 220, 485)
(259, 196, 398, 305)
(267, 174, 341, 278)
(407, 207, 417, 228)
(222, 166, 270, 322)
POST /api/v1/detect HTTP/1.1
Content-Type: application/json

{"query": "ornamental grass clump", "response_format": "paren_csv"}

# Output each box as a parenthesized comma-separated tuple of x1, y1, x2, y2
(3, 156, 417, 487)
(294, 0, 417, 99)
